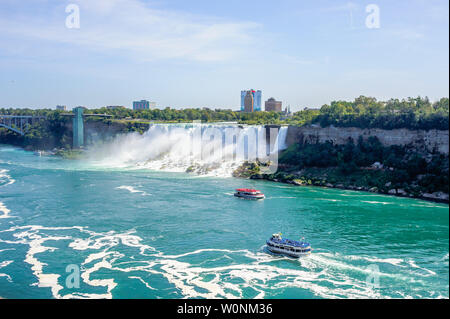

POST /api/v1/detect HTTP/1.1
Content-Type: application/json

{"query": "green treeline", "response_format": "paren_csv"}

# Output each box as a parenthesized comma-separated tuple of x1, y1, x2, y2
(0, 111, 72, 150)
(89, 96, 450, 129)
(311, 96, 449, 130)
(80, 95, 450, 129)
(86, 108, 282, 125)
(2, 96, 448, 129)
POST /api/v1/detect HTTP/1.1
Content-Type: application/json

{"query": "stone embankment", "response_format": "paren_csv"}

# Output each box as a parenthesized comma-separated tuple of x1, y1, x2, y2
(285, 125, 449, 154)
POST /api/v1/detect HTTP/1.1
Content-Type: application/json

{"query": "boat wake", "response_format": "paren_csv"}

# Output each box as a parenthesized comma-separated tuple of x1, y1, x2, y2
(0, 224, 445, 299)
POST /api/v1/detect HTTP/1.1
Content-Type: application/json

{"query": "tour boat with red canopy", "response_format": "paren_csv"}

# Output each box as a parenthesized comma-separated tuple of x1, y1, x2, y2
(234, 188, 265, 200)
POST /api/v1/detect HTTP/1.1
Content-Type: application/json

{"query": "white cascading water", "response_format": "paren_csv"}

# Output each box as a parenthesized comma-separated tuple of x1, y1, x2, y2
(85, 124, 289, 177)
(274, 126, 288, 151)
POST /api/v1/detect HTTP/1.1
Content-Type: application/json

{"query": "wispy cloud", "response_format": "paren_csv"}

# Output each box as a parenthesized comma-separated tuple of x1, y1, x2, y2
(281, 54, 314, 65)
(294, 1, 360, 16)
(390, 29, 424, 40)
(0, 0, 262, 62)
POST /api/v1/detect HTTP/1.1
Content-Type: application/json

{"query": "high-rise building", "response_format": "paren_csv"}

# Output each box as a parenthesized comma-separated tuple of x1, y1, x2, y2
(240, 90, 261, 111)
(133, 100, 150, 110)
(106, 105, 126, 110)
(132, 100, 156, 110)
(56, 105, 67, 111)
(244, 91, 254, 112)
(265, 98, 282, 112)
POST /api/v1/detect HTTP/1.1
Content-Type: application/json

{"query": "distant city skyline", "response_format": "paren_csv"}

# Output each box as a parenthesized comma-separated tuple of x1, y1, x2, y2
(0, 0, 448, 111)
(241, 90, 262, 111)
(265, 97, 282, 112)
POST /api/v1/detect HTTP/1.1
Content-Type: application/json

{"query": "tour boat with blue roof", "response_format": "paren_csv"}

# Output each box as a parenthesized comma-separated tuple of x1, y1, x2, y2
(266, 233, 311, 258)
(234, 188, 265, 200)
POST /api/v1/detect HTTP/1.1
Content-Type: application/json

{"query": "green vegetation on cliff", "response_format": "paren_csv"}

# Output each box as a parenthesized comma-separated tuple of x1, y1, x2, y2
(310, 96, 449, 130)
(234, 136, 449, 202)
(0, 111, 72, 150)
(85, 107, 282, 125)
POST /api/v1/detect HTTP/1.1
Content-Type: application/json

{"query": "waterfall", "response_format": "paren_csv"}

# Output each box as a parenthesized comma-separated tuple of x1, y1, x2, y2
(85, 123, 288, 177)
(276, 126, 288, 151)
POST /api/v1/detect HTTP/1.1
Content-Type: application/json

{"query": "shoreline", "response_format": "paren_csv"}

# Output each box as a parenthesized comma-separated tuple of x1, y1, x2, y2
(248, 175, 450, 204)
(288, 179, 448, 204)
(233, 162, 449, 204)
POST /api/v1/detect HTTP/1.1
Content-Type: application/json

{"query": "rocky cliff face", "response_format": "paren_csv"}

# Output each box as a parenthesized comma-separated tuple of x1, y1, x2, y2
(286, 125, 449, 154)
(83, 120, 150, 145)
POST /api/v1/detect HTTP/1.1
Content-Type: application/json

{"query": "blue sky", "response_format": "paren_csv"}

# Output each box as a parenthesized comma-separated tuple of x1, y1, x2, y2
(0, 0, 448, 111)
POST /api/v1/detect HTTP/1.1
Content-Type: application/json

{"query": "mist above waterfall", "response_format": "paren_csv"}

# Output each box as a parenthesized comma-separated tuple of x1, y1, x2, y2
(84, 124, 288, 177)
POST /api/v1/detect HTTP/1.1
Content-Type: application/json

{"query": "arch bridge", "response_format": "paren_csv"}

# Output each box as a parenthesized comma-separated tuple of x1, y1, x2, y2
(0, 115, 46, 135)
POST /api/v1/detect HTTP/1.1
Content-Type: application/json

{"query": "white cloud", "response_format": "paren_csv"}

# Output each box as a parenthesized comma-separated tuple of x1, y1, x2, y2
(390, 29, 424, 40)
(281, 54, 314, 65)
(0, 0, 261, 62)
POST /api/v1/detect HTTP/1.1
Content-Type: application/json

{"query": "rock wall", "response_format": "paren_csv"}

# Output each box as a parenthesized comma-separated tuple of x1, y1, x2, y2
(83, 120, 150, 145)
(286, 125, 449, 154)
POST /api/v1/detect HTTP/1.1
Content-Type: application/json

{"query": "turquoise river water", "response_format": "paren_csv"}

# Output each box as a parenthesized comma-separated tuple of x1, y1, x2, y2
(0, 144, 448, 299)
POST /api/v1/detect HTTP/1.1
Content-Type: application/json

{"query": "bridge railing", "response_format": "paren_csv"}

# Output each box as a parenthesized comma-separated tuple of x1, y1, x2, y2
(0, 115, 46, 135)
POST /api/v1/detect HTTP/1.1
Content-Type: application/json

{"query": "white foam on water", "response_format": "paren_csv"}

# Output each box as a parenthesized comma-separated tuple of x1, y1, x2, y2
(362, 201, 392, 205)
(80, 251, 118, 299)
(1, 225, 112, 299)
(0, 169, 15, 187)
(406, 259, 437, 276)
(19, 231, 69, 298)
(0, 273, 12, 282)
(344, 255, 405, 267)
(316, 198, 342, 202)
(411, 203, 449, 209)
(0, 202, 12, 219)
(159, 248, 250, 260)
(0, 260, 13, 282)
(0, 260, 13, 268)
(116, 185, 151, 196)
(129, 276, 157, 290)
(304, 252, 410, 282)
(0, 225, 445, 299)
(265, 196, 296, 199)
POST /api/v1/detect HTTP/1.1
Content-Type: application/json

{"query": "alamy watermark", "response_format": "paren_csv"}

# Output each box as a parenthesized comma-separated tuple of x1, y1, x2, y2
(157, 121, 283, 174)
(65, 264, 80, 289)
(365, 264, 380, 289)
(63, 2, 379, 30)
(347, 3, 381, 29)
(365, 4, 381, 29)
(65, 3, 80, 29)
